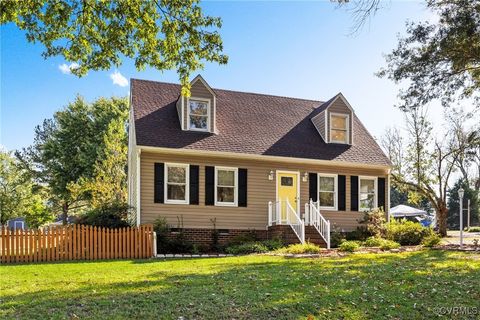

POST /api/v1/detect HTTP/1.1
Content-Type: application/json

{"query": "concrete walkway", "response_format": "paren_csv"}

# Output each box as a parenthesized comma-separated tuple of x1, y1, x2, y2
(441, 230, 480, 245)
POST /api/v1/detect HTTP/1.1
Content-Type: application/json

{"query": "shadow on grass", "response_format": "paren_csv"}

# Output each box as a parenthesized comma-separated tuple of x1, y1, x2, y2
(1, 251, 479, 320)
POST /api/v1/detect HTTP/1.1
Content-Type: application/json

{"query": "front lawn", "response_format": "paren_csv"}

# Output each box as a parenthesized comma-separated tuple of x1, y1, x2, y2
(1, 250, 479, 319)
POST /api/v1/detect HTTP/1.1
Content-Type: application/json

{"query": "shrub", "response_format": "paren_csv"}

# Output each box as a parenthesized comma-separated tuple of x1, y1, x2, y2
(345, 228, 370, 241)
(261, 238, 284, 251)
(379, 240, 401, 250)
(386, 219, 432, 246)
(76, 202, 132, 228)
(275, 242, 323, 254)
(421, 233, 441, 248)
(467, 226, 480, 232)
(225, 242, 269, 255)
(359, 208, 387, 238)
(364, 236, 384, 247)
(338, 240, 360, 252)
(228, 231, 258, 246)
(330, 229, 346, 248)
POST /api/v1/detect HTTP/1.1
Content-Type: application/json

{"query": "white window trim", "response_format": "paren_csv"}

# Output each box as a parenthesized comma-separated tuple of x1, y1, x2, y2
(164, 163, 190, 204)
(329, 112, 350, 144)
(358, 176, 378, 212)
(215, 166, 238, 207)
(187, 97, 211, 132)
(317, 173, 338, 211)
(14, 221, 25, 230)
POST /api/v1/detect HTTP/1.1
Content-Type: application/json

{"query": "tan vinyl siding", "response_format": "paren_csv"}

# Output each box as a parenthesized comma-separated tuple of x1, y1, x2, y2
(311, 110, 326, 142)
(176, 97, 183, 130)
(140, 151, 389, 231)
(185, 80, 215, 132)
(327, 99, 353, 144)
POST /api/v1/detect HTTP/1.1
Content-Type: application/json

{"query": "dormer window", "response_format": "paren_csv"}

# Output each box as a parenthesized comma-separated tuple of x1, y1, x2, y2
(189, 99, 210, 131)
(330, 113, 349, 144)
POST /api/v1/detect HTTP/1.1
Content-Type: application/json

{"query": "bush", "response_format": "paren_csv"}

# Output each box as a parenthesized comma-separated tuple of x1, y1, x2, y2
(228, 231, 258, 246)
(330, 229, 346, 248)
(364, 236, 384, 247)
(225, 242, 269, 255)
(261, 238, 284, 251)
(338, 240, 360, 252)
(153, 217, 195, 254)
(467, 226, 480, 232)
(379, 240, 401, 250)
(386, 219, 432, 246)
(359, 208, 387, 238)
(275, 242, 323, 254)
(421, 233, 441, 248)
(345, 228, 370, 241)
(76, 202, 132, 228)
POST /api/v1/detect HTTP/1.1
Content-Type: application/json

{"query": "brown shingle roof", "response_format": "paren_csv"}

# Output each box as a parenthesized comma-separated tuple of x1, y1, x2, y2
(131, 79, 391, 167)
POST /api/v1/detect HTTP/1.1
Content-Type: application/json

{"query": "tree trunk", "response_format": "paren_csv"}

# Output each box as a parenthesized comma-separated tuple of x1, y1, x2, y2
(437, 203, 448, 237)
(62, 203, 69, 225)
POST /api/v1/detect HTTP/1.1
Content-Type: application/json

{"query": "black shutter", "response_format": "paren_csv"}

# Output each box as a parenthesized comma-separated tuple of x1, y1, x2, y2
(238, 169, 248, 207)
(205, 166, 214, 205)
(154, 163, 164, 203)
(378, 177, 386, 210)
(309, 173, 318, 201)
(189, 165, 199, 205)
(350, 175, 359, 211)
(338, 175, 346, 211)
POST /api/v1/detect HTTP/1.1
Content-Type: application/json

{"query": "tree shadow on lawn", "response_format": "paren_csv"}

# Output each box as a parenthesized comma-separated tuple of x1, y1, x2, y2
(2, 251, 479, 320)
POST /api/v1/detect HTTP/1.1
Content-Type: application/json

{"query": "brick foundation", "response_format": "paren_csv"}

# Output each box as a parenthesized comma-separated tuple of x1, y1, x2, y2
(165, 228, 268, 247)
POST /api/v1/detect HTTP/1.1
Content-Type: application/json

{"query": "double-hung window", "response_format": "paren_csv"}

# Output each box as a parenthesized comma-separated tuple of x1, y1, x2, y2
(359, 177, 377, 211)
(215, 167, 238, 206)
(330, 113, 349, 144)
(189, 99, 209, 131)
(318, 174, 337, 210)
(165, 163, 189, 204)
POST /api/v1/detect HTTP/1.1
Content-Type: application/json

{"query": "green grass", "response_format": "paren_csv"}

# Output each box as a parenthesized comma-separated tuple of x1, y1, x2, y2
(1, 251, 479, 319)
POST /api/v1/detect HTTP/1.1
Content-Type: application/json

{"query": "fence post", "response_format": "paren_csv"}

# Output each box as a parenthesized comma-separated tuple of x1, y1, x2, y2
(153, 231, 157, 257)
(326, 221, 331, 250)
(304, 202, 309, 225)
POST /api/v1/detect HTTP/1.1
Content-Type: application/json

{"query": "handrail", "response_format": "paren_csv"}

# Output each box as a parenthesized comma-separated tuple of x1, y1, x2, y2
(286, 198, 305, 244)
(267, 199, 305, 244)
(306, 199, 331, 249)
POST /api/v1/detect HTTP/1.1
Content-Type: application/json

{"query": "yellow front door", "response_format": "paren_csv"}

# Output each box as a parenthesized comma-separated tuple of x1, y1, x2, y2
(277, 172, 299, 222)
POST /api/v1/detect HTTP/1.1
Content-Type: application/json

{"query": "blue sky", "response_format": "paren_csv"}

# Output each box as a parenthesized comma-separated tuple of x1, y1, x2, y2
(1, 1, 433, 151)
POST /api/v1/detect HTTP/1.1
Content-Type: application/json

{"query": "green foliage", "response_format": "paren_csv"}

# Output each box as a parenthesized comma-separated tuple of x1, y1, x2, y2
(386, 219, 433, 246)
(227, 231, 259, 246)
(75, 202, 132, 228)
(338, 241, 360, 252)
(447, 179, 479, 228)
(363, 236, 385, 247)
(378, 0, 480, 110)
(275, 242, 323, 254)
(468, 226, 480, 232)
(379, 240, 401, 251)
(330, 230, 346, 248)
(153, 217, 195, 254)
(16, 96, 129, 222)
(225, 238, 284, 255)
(0, 0, 227, 94)
(0, 150, 53, 226)
(359, 208, 387, 238)
(421, 233, 441, 248)
(225, 242, 269, 255)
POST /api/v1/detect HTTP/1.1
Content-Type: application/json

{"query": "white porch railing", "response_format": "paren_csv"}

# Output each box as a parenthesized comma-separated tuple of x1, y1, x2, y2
(305, 199, 331, 249)
(268, 199, 305, 244)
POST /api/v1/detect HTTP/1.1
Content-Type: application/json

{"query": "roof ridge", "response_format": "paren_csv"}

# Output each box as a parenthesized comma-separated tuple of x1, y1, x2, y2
(130, 78, 323, 104)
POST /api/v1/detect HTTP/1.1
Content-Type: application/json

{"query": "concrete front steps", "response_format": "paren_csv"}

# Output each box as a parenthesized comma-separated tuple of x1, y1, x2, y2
(268, 225, 327, 248)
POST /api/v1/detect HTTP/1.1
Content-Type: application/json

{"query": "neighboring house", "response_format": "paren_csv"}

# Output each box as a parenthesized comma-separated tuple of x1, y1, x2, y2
(128, 75, 391, 248)
(7, 217, 27, 231)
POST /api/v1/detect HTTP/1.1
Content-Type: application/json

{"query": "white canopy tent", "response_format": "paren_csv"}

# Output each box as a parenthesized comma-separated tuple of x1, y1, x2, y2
(390, 205, 427, 218)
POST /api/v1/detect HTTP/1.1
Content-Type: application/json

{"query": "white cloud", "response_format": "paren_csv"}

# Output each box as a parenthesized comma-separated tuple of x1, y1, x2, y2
(58, 62, 80, 74)
(110, 70, 128, 87)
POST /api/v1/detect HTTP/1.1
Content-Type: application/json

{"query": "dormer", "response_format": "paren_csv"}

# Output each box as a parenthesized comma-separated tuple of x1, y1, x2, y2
(176, 75, 216, 133)
(311, 93, 354, 145)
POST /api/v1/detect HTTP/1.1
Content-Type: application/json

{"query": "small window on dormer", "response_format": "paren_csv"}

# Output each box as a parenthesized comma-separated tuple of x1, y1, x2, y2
(330, 113, 349, 144)
(189, 99, 209, 131)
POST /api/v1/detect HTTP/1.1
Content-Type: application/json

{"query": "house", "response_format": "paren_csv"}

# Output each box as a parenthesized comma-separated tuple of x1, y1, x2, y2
(128, 75, 391, 248)
(6, 217, 27, 231)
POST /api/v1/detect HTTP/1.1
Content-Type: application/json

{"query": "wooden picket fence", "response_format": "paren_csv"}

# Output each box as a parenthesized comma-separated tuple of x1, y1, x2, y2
(0, 224, 155, 264)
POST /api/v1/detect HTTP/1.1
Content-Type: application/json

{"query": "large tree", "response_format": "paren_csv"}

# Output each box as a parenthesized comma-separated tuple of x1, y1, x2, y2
(382, 106, 477, 236)
(17, 96, 129, 224)
(0, 150, 52, 227)
(0, 0, 227, 95)
(378, 0, 480, 110)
